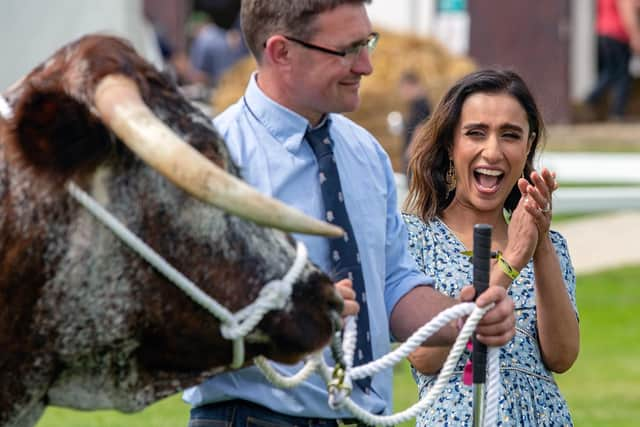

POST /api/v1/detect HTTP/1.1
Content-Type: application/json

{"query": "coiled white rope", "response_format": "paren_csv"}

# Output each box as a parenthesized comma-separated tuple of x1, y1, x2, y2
(256, 302, 501, 426)
(484, 347, 501, 426)
(255, 354, 322, 388)
(66, 181, 307, 369)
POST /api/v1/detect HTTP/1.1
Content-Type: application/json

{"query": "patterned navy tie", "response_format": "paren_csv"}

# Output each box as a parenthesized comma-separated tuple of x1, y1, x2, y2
(306, 122, 373, 392)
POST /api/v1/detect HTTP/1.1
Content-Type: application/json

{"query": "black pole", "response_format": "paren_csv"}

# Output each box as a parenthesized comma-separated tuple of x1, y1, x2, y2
(472, 224, 492, 426)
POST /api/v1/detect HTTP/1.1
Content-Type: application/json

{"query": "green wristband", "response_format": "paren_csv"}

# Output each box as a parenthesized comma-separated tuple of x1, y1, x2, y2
(496, 251, 519, 280)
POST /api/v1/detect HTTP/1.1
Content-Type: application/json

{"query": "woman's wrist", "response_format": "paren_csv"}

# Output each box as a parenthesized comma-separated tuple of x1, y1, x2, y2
(495, 251, 520, 280)
(502, 246, 529, 272)
(534, 233, 553, 257)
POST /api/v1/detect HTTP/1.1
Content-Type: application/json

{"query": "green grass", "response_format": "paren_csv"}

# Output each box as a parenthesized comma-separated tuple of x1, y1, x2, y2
(36, 266, 640, 427)
(35, 395, 189, 427)
(554, 266, 640, 427)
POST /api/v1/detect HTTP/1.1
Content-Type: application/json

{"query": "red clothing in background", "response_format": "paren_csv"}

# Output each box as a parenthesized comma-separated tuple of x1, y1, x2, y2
(597, 0, 630, 43)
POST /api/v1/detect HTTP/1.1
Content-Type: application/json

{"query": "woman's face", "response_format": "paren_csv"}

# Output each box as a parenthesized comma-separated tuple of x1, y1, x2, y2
(450, 91, 532, 214)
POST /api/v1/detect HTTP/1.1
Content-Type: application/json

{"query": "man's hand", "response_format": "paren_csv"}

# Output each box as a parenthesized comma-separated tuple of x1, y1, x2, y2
(459, 285, 515, 346)
(335, 279, 360, 318)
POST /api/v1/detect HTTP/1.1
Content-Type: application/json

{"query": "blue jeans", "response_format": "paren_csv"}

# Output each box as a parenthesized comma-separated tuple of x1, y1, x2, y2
(586, 35, 632, 118)
(188, 399, 367, 427)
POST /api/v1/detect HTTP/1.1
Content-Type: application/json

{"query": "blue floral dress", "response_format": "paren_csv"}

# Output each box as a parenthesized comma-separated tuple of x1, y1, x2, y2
(403, 214, 578, 426)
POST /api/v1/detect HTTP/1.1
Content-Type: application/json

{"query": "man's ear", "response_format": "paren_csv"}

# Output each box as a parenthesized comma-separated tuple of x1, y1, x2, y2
(263, 35, 292, 66)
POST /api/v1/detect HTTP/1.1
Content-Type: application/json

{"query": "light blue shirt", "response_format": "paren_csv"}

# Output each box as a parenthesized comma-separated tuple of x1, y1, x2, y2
(183, 73, 432, 418)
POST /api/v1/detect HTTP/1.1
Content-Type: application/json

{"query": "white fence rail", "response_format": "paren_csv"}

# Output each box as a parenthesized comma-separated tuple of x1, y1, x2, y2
(537, 152, 640, 184)
(395, 152, 640, 214)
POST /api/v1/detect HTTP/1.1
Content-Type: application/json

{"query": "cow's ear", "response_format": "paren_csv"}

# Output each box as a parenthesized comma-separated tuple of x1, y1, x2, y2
(10, 84, 112, 176)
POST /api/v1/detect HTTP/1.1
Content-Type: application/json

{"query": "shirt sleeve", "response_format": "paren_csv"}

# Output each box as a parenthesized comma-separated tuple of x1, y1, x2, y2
(377, 146, 434, 317)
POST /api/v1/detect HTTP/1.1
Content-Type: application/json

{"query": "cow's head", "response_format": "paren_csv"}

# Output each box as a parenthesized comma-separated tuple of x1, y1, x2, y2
(0, 34, 342, 423)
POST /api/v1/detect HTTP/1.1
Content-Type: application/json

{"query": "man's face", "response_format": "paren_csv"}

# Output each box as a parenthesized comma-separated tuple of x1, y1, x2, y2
(287, 3, 374, 123)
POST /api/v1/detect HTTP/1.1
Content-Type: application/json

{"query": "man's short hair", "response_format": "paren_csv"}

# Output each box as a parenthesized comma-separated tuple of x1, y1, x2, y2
(240, 0, 371, 62)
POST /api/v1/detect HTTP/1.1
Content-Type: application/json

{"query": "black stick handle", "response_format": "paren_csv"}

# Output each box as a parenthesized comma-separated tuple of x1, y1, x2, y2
(472, 224, 492, 385)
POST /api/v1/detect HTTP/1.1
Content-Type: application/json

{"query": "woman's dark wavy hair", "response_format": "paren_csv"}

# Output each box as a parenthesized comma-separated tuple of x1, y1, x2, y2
(404, 69, 545, 221)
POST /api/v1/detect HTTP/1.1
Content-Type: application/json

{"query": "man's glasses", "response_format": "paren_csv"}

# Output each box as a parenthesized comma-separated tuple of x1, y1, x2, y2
(283, 32, 379, 61)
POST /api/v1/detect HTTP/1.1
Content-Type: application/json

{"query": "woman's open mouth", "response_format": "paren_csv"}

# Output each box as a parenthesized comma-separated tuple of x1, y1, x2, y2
(473, 167, 504, 193)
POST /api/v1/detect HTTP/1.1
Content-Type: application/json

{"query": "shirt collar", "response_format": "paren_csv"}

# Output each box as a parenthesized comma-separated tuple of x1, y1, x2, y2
(243, 72, 332, 152)
(310, 114, 331, 131)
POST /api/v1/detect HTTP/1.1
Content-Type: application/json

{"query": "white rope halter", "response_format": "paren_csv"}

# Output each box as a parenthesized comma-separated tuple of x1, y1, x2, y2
(0, 93, 306, 369)
(65, 181, 307, 369)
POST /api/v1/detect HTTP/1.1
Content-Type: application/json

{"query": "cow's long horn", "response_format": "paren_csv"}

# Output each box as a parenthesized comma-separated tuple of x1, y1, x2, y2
(94, 74, 343, 238)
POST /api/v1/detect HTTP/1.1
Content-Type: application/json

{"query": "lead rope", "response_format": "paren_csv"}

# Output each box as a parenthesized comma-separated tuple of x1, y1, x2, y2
(70, 173, 501, 425)
(67, 168, 502, 425)
(256, 302, 501, 426)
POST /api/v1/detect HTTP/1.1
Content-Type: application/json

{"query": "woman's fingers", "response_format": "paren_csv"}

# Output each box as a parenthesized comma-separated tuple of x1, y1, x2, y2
(526, 185, 549, 212)
(542, 168, 559, 193)
(517, 177, 529, 196)
(526, 168, 558, 215)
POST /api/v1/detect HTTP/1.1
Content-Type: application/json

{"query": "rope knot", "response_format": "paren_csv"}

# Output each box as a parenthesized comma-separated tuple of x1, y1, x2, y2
(219, 320, 240, 340)
(258, 278, 292, 310)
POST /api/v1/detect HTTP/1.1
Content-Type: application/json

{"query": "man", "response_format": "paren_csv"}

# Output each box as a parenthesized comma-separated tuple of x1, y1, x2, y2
(584, 0, 640, 121)
(184, 1, 516, 425)
(189, 13, 249, 87)
(398, 70, 431, 174)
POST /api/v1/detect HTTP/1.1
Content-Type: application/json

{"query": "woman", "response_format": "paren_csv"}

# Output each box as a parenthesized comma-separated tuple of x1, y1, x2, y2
(403, 69, 579, 426)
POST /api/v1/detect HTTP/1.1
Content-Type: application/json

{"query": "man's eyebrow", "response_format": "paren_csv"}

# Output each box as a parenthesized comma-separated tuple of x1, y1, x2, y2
(348, 38, 367, 47)
(344, 33, 374, 48)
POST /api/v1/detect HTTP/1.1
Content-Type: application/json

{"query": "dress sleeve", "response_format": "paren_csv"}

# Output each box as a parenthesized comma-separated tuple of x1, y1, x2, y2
(402, 213, 428, 274)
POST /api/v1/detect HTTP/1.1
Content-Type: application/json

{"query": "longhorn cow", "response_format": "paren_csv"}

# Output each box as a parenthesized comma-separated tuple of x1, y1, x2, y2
(0, 34, 343, 427)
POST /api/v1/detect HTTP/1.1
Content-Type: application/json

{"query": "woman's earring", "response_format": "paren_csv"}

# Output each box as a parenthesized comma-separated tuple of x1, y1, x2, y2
(446, 159, 457, 194)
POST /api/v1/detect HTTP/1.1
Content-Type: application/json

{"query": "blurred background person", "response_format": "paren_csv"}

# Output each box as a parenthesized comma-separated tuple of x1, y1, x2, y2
(398, 70, 431, 174)
(150, 22, 210, 86)
(188, 0, 249, 88)
(583, 0, 640, 121)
